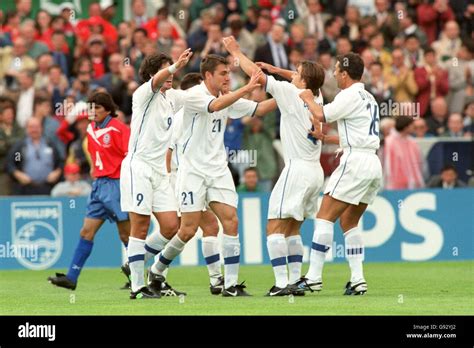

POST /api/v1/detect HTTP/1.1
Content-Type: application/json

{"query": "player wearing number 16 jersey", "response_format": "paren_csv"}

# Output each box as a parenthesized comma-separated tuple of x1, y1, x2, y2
(48, 92, 131, 291)
(298, 53, 383, 296)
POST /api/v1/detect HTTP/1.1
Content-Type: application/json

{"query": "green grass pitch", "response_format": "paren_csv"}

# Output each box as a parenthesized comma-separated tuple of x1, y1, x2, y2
(0, 261, 472, 315)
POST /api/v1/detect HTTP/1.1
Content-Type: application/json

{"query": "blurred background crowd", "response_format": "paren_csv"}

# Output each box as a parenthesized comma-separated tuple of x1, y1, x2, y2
(0, 0, 472, 197)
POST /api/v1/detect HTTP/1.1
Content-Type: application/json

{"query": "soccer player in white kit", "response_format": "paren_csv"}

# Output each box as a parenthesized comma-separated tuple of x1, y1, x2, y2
(222, 36, 326, 296)
(298, 52, 383, 295)
(148, 54, 277, 297)
(120, 49, 193, 299)
(166, 72, 226, 295)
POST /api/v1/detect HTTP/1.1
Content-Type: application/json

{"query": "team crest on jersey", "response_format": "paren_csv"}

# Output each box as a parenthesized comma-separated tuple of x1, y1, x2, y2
(103, 133, 111, 145)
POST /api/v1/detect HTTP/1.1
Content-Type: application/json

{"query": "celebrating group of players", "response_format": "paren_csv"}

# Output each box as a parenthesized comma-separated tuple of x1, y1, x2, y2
(48, 35, 382, 299)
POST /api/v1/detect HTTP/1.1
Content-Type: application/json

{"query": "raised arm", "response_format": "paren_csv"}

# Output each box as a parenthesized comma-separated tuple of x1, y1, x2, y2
(223, 36, 266, 85)
(299, 89, 324, 122)
(151, 48, 193, 92)
(256, 62, 294, 81)
(208, 70, 263, 112)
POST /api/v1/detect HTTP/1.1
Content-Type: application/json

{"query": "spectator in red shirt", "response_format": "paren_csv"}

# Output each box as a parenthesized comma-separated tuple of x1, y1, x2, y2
(144, 7, 182, 42)
(414, 48, 449, 117)
(34, 10, 51, 43)
(2, 10, 21, 42)
(417, 0, 455, 45)
(42, 16, 70, 55)
(87, 37, 107, 79)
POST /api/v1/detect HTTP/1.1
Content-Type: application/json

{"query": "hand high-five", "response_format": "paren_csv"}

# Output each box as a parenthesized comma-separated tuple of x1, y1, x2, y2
(176, 48, 193, 69)
(222, 35, 240, 55)
(256, 62, 277, 74)
(245, 70, 263, 92)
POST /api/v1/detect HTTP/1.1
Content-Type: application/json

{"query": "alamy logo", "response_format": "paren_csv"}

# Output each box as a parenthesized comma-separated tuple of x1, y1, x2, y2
(11, 202, 63, 270)
(18, 322, 56, 341)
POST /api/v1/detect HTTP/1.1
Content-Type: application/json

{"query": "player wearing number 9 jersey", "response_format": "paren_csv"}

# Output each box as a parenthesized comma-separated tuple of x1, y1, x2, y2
(298, 52, 383, 296)
(120, 50, 193, 299)
(48, 92, 131, 291)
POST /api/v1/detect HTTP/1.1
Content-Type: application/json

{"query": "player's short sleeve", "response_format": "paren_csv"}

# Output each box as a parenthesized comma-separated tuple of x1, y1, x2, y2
(322, 90, 352, 123)
(185, 87, 216, 114)
(265, 74, 292, 100)
(228, 98, 258, 119)
(133, 79, 155, 104)
(167, 88, 187, 113)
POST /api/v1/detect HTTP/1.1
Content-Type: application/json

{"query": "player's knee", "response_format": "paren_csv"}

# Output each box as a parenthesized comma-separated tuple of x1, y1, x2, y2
(222, 215, 238, 235)
(161, 220, 180, 238)
(201, 221, 219, 237)
(178, 226, 197, 242)
(80, 226, 95, 241)
(130, 222, 149, 239)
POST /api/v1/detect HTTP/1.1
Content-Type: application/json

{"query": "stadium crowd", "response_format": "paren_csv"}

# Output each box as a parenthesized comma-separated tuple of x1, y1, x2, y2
(0, 0, 473, 196)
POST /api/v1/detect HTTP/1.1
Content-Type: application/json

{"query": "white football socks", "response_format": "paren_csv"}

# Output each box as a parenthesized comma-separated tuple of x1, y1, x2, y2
(202, 236, 222, 286)
(222, 234, 240, 289)
(145, 231, 169, 262)
(151, 234, 186, 275)
(344, 227, 365, 283)
(286, 235, 304, 284)
(127, 237, 146, 292)
(306, 219, 334, 282)
(267, 233, 288, 288)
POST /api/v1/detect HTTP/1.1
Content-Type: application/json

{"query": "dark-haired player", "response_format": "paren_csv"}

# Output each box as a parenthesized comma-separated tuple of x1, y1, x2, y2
(147, 54, 277, 297)
(48, 92, 131, 290)
(299, 52, 383, 296)
(120, 49, 193, 299)
(167, 72, 225, 295)
(223, 35, 326, 297)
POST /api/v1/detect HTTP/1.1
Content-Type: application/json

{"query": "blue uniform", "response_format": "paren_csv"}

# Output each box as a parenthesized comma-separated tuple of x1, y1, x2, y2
(86, 177, 128, 222)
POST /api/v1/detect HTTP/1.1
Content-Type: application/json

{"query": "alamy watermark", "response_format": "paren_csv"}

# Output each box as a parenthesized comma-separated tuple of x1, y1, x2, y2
(380, 100, 420, 118)
(226, 147, 258, 167)
(0, 242, 38, 261)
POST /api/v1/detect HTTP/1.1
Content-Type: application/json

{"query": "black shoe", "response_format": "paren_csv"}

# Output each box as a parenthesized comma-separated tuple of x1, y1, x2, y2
(292, 276, 322, 293)
(161, 282, 187, 297)
(148, 269, 165, 295)
(343, 280, 367, 296)
(130, 286, 161, 299)
(287, 283, 306, 296)
(120, 262, 131, 290)
(265, 285, 292, 296)
(47, 273, 76, 290)
(222, 281, 251, 297)
(210, 276, 224, 295)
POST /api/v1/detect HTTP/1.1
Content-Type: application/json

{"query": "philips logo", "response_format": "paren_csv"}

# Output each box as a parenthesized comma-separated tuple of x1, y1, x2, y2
(18, 322, 56, 341)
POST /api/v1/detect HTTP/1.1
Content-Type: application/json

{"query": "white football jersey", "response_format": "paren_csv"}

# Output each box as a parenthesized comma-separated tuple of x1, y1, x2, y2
(127, 79, 186, 174)
(265, 75, 324, 164)
(169, 107, 184, 171)
(322, 82, 380, 150)
(178, 82, 258, 177)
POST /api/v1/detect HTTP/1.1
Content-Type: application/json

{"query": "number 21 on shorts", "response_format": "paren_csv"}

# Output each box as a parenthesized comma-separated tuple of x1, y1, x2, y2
(181, 191, 194, 206)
